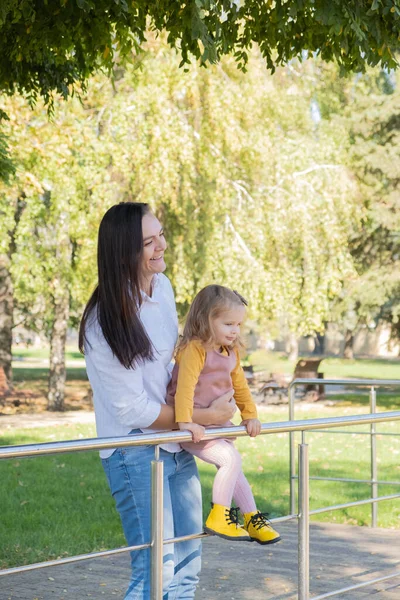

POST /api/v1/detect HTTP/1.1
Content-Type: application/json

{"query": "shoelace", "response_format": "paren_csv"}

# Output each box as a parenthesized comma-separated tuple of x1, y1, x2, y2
(249, 511, 272, 530)
(225, 506, 240, 526)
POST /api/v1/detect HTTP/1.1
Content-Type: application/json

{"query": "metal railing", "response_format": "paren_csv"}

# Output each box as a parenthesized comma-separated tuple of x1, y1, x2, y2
(1, 397, 400, 598)
(289, 378, 400, 525)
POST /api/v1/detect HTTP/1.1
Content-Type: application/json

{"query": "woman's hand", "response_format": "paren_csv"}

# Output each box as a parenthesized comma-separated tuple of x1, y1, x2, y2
(241, 418, 261, 438)
(191, 389, 236, 427)
(209, 389, 236, 424)
(178, 422, 205, 443)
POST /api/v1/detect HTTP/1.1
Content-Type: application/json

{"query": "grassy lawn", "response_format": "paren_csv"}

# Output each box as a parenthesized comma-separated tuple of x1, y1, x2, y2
(248, 350, 400, 380)
(12, 367, 88, 382)
(1, 403, 400, 569)
(11, 347, 400, 384)
(2, 349, 399, 569)
(12, 346, 83, 362)
(0, 424, 124, 569)
(12, 345, 87, 383)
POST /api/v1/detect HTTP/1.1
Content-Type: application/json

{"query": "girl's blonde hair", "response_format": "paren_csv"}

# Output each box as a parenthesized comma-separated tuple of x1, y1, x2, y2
(177, 285, 247, 352)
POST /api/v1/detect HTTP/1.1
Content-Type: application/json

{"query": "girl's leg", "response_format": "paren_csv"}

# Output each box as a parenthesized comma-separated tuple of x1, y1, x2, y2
(166, 449, 202, 600)
(188, 440, 243, 507)
(232, 470, 281, 545)
(102, 445, 176, 600)
(233, 471, 257, 514)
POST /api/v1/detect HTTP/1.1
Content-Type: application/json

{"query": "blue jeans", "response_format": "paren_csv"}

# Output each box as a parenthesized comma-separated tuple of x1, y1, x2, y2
(102, 440, 202, 600)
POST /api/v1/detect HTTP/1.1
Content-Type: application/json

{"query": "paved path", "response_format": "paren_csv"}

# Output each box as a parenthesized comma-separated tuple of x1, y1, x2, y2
(0, 410, 96, 433)
(1, 521, 400, 600)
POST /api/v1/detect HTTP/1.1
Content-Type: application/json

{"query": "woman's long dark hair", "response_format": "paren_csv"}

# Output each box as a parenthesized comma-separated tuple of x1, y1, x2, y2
(79, 202, 154, 368)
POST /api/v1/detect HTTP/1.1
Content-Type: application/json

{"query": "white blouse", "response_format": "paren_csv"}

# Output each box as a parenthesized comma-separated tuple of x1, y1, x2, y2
(84, 273, 181, 458)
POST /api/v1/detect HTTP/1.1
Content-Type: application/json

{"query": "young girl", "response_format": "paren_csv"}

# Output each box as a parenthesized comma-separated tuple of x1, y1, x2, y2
(167, 284, 281, 544)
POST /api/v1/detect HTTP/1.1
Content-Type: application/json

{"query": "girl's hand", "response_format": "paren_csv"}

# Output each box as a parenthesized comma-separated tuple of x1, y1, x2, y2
(241, 418, 261, 438)
(178, 422, 205, 443)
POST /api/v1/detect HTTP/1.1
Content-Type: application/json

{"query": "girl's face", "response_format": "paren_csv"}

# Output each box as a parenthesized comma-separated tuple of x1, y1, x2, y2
(141, 212, 167, 280)
(211, 305, 246, 347)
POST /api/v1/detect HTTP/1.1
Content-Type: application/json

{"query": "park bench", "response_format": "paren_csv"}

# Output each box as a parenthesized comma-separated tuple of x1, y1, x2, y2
(293, 357, 325, 399)
(258, 357, 325, 403)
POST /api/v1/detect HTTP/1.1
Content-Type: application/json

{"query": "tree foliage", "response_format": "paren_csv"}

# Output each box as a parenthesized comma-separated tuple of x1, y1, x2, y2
(1, 44, 359, 344)
(0, 123, 15, 184)
(0, 0, 399, 110)
(327, 67, 400, 350)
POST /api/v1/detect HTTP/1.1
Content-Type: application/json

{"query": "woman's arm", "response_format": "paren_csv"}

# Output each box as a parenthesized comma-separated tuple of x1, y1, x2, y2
(150, 389, 236, 429)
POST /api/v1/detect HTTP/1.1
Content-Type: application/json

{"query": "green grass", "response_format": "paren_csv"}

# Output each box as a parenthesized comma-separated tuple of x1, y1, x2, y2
(324, 393, 400, 410)
(10, 347, 400, 385)
(321, 357, 400, 380)
(0, 424, 124, 569)
(12, 345, 88, 382)
(12, 367, 88, 382)
(2, 403, 400, 569)
(12, 345, 82, 361)
(248, 350, 400, 380)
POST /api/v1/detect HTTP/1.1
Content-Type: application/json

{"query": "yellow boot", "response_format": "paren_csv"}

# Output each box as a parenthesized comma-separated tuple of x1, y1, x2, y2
(243, 511, 281, 545)
(204, 504, 252, 541)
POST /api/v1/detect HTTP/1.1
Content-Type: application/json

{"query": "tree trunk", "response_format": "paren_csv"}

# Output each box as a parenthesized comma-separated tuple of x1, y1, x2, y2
(0, 195, 26, 394)
(0, 254, 13, 392)
(47, 287, 70, 411)
(287, 332, 299, 362)
(313, 329, 326, 355)
(343, 329, 354, 359)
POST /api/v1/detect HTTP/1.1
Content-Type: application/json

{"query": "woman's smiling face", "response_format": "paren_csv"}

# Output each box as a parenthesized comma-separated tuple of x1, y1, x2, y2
(140, 212, 167, 282)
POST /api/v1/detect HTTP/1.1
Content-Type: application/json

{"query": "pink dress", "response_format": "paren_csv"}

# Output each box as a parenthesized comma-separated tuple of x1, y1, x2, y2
(166, 347, 237, 451)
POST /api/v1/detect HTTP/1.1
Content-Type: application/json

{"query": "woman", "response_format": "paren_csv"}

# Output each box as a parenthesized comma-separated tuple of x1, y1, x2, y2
(79, 202, 235, 600)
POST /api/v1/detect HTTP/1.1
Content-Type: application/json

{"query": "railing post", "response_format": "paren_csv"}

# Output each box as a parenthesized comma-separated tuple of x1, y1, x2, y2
(298, 442, 310, 600)
(290, 383, 296, 515)
(370, 386, 378, 528)
(151, 446, 164, 600)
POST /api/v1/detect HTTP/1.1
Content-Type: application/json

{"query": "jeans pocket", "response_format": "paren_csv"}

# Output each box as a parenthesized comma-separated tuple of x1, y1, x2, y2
(120, 443, 155, 473)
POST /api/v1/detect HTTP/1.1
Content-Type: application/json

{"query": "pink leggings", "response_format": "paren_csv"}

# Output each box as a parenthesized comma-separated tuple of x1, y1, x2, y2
(184, 440, 257, 513)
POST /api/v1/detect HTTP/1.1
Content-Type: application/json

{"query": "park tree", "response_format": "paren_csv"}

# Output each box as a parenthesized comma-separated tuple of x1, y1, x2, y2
(330, 69, 400, 358)
(80, 45, 359, 360)
(0, 124, 17, 391)
(1, 43, 362, 403)
(0, 94, 117, 408)
(0, 194, 25, 391)
(0, 0, 399, 116)
(0, 128, 15, 184)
